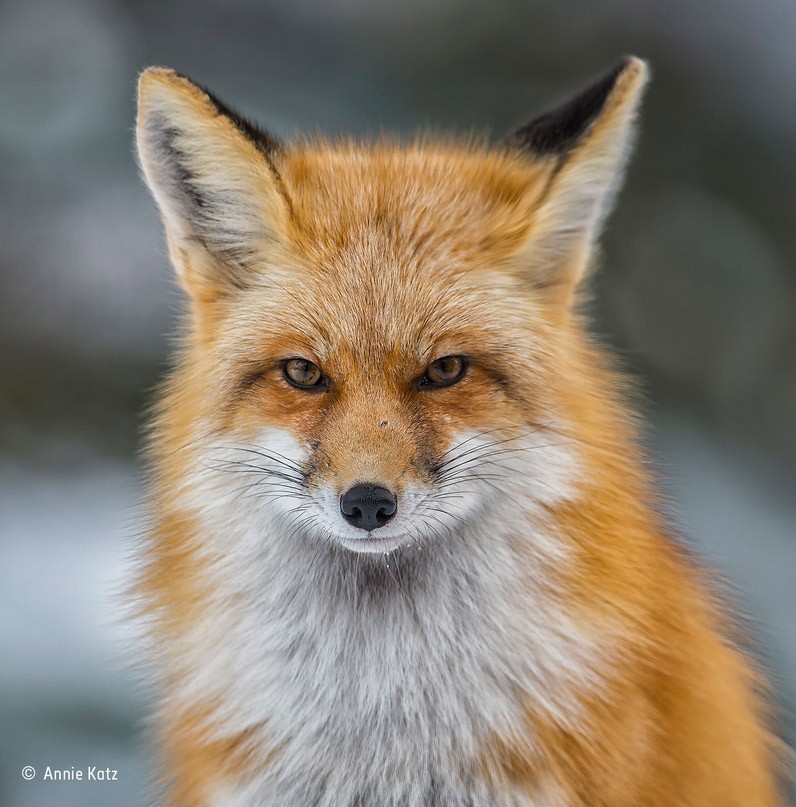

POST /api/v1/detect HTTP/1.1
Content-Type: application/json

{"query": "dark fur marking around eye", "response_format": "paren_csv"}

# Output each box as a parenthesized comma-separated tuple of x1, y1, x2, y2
(481, 363, 528, 406)
(503, 58, 628, 156)
(235, 367, 268, 397)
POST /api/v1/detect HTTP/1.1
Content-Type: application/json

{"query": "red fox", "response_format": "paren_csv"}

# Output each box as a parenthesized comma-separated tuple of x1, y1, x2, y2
(135, 58, 782, 805)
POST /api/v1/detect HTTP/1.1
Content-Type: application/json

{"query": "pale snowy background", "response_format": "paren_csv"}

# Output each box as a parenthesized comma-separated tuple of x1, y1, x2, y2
(1, 0, 794, 804)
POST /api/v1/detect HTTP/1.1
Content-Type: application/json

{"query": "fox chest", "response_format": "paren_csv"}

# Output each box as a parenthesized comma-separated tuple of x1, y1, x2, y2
(205, 640, 556, 806)
(182, 571, 586, 807)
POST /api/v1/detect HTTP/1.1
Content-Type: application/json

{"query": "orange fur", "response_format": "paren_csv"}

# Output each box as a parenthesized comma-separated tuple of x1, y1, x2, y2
(135, 61, 784, 804)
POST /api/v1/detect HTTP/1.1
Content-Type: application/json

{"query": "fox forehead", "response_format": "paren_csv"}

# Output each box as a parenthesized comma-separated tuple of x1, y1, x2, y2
(219, 266, 546, 384)
(281, 141, 547, 266)
(215, 144, 553, 368)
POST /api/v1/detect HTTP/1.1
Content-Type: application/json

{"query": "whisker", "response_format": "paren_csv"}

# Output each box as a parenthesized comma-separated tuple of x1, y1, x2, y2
(435, 429, 553, 477)
(434, 425, 514, 462)
(435, 424, 549, 468)
(437, 470, 513, 485)
(221, 444, 306, 473)
(206, 459, 305, 484)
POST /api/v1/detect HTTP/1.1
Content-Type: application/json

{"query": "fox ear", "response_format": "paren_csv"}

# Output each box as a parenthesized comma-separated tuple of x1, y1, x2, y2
(503, 57, 649, 302)
(136, 68, 291, 302)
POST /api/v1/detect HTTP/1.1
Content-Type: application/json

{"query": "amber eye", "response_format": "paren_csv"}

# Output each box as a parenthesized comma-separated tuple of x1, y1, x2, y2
(420, 356, 468, 389)
(282, 358, 326, 390)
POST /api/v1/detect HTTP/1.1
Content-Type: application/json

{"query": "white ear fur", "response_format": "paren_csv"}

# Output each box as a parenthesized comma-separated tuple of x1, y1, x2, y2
(505, 57, 649, 299)
(136, 68, 290, 299)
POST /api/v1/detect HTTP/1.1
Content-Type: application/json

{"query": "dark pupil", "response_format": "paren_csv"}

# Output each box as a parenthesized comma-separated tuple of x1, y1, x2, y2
(290, 360, 317, 384)
(435, 358, 459, 379)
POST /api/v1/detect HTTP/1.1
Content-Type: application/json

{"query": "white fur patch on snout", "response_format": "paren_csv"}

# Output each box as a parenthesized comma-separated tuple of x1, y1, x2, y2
(182, 426, 311, 545)
(427, 424, 581, 534)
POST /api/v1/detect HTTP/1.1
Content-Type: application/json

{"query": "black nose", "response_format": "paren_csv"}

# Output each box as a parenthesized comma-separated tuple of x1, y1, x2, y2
(340, 484, 397, 531)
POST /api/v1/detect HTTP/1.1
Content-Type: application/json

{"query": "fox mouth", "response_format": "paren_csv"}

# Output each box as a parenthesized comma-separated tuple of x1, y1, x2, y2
(336, 530, 411, 555)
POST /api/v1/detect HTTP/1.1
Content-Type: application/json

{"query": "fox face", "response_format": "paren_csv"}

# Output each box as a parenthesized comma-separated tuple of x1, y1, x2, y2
(138, 61, 647, 560)
(196, 187, 574, 556)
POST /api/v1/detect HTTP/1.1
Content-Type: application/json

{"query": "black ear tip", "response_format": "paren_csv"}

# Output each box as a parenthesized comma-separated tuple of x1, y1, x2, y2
(503, 57, 642, 157)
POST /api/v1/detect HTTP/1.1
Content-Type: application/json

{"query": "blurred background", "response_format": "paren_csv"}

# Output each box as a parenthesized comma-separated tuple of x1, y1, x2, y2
(1, 0, 794, 803)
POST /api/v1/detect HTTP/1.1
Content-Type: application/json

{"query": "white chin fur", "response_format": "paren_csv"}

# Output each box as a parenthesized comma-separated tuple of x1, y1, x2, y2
(336, 534, 408, 554)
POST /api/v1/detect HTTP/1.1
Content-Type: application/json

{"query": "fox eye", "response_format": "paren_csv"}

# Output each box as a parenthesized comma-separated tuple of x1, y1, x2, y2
(420, 356, 468, 389)
(282, 358, 326, 390)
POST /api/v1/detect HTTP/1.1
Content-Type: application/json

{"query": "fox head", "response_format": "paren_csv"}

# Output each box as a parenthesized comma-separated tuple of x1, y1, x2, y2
(137, 59, 648, 559)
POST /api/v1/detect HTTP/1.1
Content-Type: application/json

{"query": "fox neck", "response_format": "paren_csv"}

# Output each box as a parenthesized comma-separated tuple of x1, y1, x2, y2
(155, 456, 607, 806)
